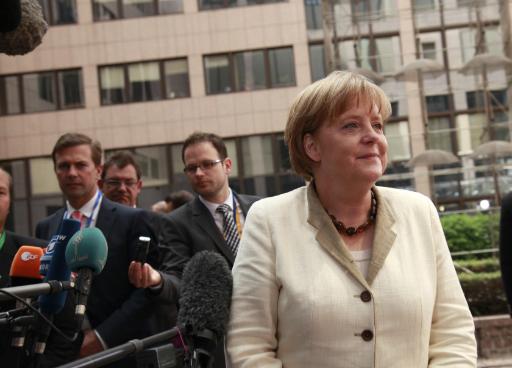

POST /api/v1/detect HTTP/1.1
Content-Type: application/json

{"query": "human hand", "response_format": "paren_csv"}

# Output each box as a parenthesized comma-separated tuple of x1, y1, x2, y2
(79, 329, 104, 357)
(128, 261, 162, 288)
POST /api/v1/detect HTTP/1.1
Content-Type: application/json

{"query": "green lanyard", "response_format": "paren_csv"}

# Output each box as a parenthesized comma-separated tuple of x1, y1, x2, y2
(0, 231, 5, 252)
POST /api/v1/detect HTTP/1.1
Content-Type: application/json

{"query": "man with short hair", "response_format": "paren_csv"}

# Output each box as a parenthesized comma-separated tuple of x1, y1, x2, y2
(99, 151, 142, 208)
(35, 133, 161, 367)
(128, 132, 259, 368)
(0, 167, 46, 365)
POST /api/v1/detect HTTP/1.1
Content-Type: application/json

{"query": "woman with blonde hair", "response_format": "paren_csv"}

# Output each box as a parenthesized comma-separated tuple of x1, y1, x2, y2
(226, 71, 476, 367)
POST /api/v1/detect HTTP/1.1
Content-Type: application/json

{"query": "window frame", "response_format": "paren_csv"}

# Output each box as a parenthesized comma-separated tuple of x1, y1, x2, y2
(91, 0, 183, 21)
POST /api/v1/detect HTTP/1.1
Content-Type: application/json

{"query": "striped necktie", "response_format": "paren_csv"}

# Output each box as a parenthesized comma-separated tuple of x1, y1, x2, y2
(71, 210, 85, 229)
(216, 203, 240, 255)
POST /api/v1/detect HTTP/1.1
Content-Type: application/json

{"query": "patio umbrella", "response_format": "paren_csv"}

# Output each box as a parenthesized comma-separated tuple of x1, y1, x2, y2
(408, 149, 460, 167)
(394, 58, 444, 77)
(350, 67, 386, 85)
(459, 53, 512, 75)
(470, 140, 512, 157)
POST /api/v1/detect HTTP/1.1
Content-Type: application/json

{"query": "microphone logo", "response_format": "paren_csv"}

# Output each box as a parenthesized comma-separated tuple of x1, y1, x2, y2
(21, 251, 40, 261)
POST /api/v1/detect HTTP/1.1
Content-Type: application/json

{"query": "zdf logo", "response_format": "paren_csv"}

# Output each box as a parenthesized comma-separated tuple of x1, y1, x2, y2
(21, 251, 40, 261)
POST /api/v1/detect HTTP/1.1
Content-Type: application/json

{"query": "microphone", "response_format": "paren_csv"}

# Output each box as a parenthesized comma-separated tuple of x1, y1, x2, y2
(34, 218, 80, 356)
(0, 0, 48, 55)
(65, 227, 108, 331)
(177, 250, 233, 368)
(8, 246, 44, 353)
(0, 0, 21, 33)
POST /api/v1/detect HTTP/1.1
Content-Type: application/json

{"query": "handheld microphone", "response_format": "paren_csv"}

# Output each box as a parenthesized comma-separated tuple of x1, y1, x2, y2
(65, 228, 108, 331)
(177, 251, 233, 368)
(8, 246, 44, 351)
(34, 218, 80, 356)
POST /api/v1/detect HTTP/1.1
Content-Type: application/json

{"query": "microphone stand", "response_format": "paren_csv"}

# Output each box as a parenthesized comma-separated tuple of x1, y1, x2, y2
(57, 327, 180, 368)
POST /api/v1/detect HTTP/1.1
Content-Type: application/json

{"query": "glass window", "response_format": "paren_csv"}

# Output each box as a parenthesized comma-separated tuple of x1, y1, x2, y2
(52, 0, 77, 24)
(413, 0, 435, 11)
(385, 121, 411, 161)
(160, 0, 183, 14)
(241, 135, 274, 176)
(269, 48, 296, 88)
(93, 0, 120, 20)
(30, 158, 60, 195)
(0, 76, 21, 115)
(355, 36, 398, 74)
(100, 66, 126, 104)
(133, 146, 168, 186)
(124, 0, 155, 18)
(164, 59, 190, 98)
(305, 0, 322, 30)
(309, 44, 326, 82)
(468, 113, 489, 149)
(421, 42, 436, 60)
(199, 0, 283, 10)
(225, 139, 239, 177)
(128, 62, 161, 102)
(427, 117, 453, 152)
(426, 95, 449, 113)
(234, 51, 266, 91)
(205, 55, 232, 94)
(58, 69, 83, 108)
(23, 72, 57, 113)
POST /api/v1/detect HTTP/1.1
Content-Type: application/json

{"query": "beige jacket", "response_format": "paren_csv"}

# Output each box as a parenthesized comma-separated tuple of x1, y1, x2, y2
(227, 185, 477, 368)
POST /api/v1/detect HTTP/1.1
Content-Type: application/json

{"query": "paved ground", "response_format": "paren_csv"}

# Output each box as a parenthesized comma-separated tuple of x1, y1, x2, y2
(478, 356, 512, 367)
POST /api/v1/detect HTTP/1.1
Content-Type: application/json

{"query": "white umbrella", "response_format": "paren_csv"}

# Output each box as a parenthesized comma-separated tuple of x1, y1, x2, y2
(459, 53, 512, 75)
(470, 140, 512, 157)
(394, 58, 444, 77)
(408, 149, 460, 167)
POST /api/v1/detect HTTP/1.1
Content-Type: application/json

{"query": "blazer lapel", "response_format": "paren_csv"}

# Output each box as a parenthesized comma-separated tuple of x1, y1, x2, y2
(95, 198, 116, 240)
(366, 187, 397, 285)
(190, 198, 235, 265)
(306, 184, 370, 289)
(234, 192, 251, 216)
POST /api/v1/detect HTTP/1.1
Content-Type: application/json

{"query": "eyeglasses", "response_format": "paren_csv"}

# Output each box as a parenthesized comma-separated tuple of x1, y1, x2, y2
(183, 159, 223, 175)
(104, 179, 139, 188)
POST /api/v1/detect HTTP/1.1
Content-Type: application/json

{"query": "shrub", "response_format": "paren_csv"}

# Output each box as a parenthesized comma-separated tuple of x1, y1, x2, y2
(458, 271, 508, 316)
(440, 212, 500, 253)
(455, 257, 500, 273)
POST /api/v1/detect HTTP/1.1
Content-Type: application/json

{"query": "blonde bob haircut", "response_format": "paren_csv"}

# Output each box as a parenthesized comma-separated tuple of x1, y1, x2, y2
(284, 71, 392, 181)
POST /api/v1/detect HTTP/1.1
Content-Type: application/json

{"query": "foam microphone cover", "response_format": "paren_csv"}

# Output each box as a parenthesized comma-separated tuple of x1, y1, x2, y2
(38, 218, 80, 314)
(9, 245, 44, 286)
(177, 251, 233, 337)
(65, 228, 108, 274)
(0, 0, 48, 56)
(0, 0, 22, 32)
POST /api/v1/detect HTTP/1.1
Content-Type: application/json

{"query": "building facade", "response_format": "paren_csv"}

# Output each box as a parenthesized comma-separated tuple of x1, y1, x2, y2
(0, 0, 511, 235)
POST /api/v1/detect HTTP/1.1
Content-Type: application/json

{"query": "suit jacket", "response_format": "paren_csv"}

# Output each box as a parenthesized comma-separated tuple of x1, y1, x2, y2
(35, 197, 164, 367)
(157, 191, 259, 368)
(227, 185, 477, 367)
(0, 232, 47, 367)
(500, 191, 512, 312)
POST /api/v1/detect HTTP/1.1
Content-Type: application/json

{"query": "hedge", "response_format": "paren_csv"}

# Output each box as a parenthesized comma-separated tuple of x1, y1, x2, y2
(458, 271, 508, 316)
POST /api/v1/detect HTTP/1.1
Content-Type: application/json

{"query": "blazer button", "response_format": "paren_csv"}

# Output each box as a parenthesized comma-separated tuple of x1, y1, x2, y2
(360, 290, 371, 302)
(361, 330, 373, 341)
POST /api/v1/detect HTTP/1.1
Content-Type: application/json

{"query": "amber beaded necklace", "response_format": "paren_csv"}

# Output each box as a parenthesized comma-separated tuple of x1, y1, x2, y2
(328, 189, 377, 237)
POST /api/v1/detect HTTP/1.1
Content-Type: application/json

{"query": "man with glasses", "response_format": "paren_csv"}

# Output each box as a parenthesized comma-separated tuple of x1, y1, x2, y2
(99, 151, 142, 208)
(128, 131, 259, 368)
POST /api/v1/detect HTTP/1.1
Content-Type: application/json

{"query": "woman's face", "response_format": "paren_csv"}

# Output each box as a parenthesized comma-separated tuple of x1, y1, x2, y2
(304, 97, 388, 186)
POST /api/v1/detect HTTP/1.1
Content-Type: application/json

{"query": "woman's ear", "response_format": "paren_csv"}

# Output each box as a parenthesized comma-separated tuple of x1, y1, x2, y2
(303, 133, 321, 162)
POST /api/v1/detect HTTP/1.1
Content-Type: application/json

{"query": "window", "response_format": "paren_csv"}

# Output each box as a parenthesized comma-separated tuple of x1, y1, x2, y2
(308, 44, 326, 82)
(385, 121, 411, 161)
(460, 26, 503, 63)
(92, 0, 183, 21)
(350, 0, 396, 21)
(0, 69, 83, 116)
(421, 42, 436, 60)
(198, 0, 284, 10)
(413, 0, 435, 11)
(204, 47, 296, 95)
(351, 36, 399, 74)
(466, 89, 507, 110)
(39, 0, 77, 25)
(426, 95, 450, 113)
(305, 0, 322, 30)
(99, 58, 190, 105)
(427, 117, 454, 152)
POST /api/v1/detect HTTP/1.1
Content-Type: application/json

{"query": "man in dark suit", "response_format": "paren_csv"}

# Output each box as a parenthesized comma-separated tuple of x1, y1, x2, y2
(128, 132, 259, 368)
(35, 133, 161, 367)
(0, 167, 47, 366)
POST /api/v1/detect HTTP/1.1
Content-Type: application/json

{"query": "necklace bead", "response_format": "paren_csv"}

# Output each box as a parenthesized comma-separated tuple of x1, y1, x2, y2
(328, 189, 377, 237)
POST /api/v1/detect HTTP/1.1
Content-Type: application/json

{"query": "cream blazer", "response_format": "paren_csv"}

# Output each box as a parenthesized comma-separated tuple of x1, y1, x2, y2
(227, 185, 477, 368)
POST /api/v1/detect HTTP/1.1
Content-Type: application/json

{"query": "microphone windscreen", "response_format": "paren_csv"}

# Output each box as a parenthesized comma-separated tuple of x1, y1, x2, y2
(38, 218, 80, 314)
(0, 0, 47, 56)
(177, 251, 233, 337)
(65, 228, 108, 275)
(9, 245, 44, 286)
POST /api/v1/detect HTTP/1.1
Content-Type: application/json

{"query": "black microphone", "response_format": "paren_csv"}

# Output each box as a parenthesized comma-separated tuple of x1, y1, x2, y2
(177, 250, 233, 368)
(0, 0, 21, 32)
